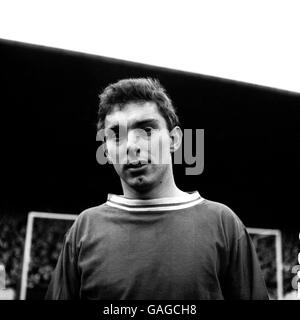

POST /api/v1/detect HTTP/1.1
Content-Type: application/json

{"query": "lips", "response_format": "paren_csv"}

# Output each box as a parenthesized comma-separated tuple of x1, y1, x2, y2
(125, 160, 148, 170)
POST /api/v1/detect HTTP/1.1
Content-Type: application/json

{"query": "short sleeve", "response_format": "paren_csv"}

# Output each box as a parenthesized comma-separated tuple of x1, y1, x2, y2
(45, 226, 80, 300)
(222, 227, 269, 300)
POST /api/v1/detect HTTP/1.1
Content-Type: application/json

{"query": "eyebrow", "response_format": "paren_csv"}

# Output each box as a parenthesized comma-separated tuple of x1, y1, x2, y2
(107, 119, 160, 131)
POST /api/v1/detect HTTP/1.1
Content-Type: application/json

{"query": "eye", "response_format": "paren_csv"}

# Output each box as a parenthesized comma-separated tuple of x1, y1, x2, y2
(144, 127, 153, 136)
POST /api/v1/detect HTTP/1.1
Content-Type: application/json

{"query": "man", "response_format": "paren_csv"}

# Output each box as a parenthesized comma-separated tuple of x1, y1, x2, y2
(45, 78, 269, 300)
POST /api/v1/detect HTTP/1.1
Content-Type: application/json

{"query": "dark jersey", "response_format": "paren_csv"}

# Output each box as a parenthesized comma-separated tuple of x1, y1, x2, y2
(45, 192, 269, 300)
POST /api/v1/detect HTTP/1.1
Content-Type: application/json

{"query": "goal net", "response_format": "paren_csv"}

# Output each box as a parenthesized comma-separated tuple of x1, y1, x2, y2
(20, 212, 77, 300)
(20, 212, 284, 300)
(248, 228, 283, 300)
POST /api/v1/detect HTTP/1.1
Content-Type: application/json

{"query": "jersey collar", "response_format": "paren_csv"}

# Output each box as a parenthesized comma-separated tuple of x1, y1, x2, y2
(106, 191, 204, 212)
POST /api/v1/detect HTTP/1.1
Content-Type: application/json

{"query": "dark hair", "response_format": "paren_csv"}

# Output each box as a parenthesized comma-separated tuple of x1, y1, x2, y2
(97, 78, 179, 131)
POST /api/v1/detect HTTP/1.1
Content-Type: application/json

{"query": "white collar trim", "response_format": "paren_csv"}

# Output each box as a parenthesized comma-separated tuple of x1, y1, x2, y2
(106, 191, 204, 212)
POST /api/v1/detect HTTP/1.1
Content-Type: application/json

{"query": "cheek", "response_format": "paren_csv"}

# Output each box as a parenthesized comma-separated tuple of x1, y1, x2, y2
(149, 134, 171, 161)
(106, 143, 127, 163)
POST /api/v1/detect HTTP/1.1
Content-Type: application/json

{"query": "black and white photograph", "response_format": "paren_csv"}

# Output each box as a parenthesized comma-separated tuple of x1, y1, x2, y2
(0, 0, 299, 316)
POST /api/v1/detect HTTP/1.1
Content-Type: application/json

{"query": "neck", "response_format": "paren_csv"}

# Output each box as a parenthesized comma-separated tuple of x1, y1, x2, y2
(123, 184, 186, 200)
(121, 168, 187, 200)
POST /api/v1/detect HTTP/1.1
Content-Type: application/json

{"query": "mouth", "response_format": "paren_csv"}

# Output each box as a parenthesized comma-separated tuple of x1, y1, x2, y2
(125, 160, 148, 171)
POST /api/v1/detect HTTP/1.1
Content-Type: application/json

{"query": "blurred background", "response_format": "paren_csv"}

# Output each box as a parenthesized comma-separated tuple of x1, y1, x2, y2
(0, 39, 299, 299)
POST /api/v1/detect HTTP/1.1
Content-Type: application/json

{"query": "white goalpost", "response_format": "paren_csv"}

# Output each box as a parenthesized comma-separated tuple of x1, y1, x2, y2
(247, 227, 283, 300)
(20, 211, 78, 300)
(20, 212, 284, 300)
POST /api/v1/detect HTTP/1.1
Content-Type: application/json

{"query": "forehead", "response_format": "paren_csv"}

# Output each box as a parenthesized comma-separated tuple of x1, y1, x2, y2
(104, 101, 167, 129)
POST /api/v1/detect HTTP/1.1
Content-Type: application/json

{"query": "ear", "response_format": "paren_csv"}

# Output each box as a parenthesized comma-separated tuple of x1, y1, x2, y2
(169, 126, 183, 153)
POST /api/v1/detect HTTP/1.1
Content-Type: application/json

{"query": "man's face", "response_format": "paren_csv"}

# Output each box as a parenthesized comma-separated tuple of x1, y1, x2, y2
(104, 101, 172, 192)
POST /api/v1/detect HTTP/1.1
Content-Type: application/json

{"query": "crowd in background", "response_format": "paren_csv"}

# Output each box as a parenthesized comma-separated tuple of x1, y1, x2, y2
(0, 214, 299, 299)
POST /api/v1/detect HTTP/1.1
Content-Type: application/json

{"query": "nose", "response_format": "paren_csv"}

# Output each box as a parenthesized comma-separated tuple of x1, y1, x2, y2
(126, 130, 141, 158)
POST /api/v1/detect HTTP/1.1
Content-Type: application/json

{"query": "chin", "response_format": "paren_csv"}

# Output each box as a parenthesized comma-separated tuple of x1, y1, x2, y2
(128, 176, 155, 191)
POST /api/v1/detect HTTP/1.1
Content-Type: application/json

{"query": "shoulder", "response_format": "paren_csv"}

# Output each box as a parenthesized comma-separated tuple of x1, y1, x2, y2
(65, 203, 111, 241)
(77, 203, 110, 221)
(196, 198, 246, 240)
(200, 199, 240, 220)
